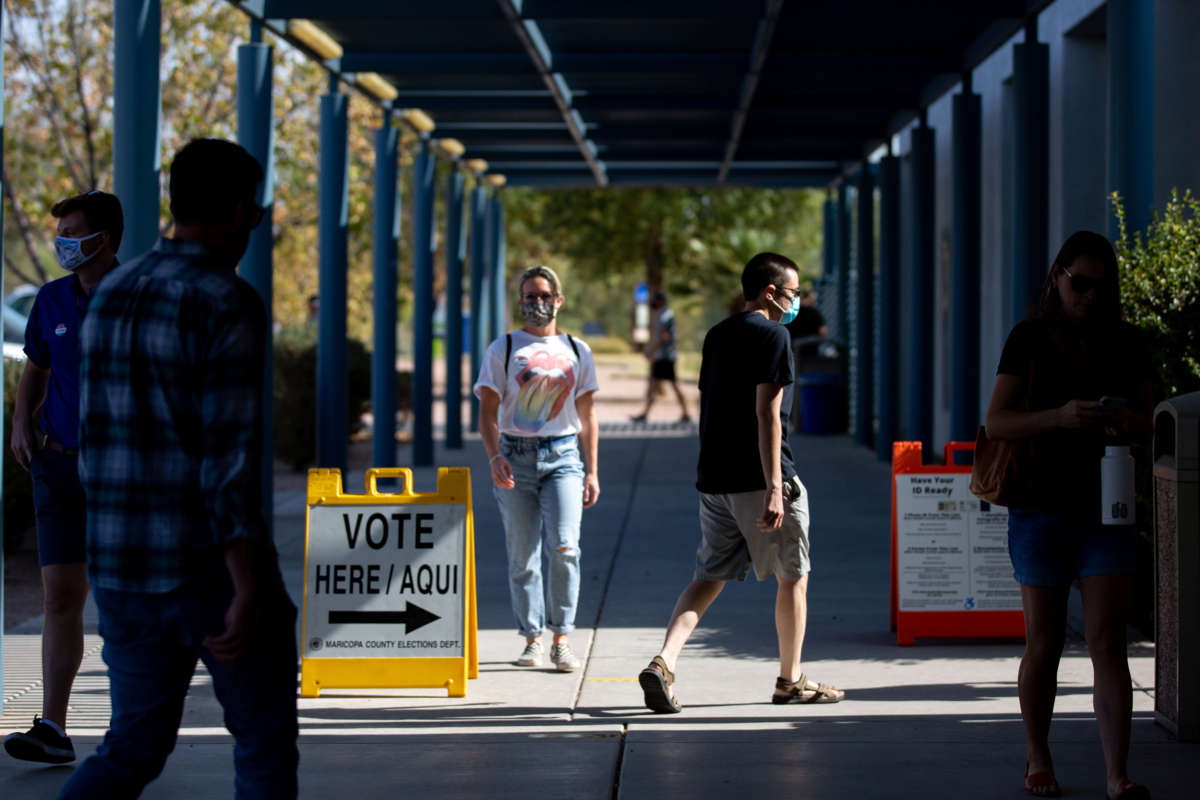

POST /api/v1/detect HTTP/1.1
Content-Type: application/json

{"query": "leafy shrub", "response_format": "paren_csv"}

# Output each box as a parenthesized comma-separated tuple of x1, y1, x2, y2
(1113, 189, 1200, 398)
(273, 325, 373, 471)
(3, 360, 34, 554)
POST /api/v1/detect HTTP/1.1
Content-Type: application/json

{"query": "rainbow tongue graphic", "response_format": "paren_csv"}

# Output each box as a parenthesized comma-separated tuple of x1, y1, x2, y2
(512, 349, 576, 433)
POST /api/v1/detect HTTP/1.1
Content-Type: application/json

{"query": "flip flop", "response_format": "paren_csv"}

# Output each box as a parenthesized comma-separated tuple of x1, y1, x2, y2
(638, 656, 682, 713)
(1024, 765, 1062, 798)
(1107, 780, 1150, 800)
(772, 673, 844, 704)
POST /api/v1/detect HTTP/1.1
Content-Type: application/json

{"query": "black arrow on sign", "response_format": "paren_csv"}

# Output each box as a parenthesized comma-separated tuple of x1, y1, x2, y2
(328, 602, 441, 634)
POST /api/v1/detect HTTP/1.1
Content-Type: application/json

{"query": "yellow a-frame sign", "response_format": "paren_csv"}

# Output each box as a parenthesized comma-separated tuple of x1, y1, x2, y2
(299, 467, 478, 697)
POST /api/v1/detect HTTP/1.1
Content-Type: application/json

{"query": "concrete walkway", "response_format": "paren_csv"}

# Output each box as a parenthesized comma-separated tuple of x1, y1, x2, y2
(2, 428, 1195, 798)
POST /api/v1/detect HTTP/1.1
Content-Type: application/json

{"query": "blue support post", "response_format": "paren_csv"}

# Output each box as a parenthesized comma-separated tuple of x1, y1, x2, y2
(835, 182, 850, 344)
(821, 193, 835, 279)
(854, 162, 874, 448)
(411, 140, 436, 466)
(372, 117, 400, 469)
(468, 184, 490, 432)
(113, 0, 161, 261)
(236, 34, 274, 534)
(1011, 21, 1050, 328)
(1107, 0, 1155, 240)
(488, 193, 507, 343)
(908, 123, 936, 454)
(1, 1, 7, 708)
(444, 170, 467, 449)
(877, 154, 901, 462)
(317, 81, 349, 472)
(951, 81, 983, 445)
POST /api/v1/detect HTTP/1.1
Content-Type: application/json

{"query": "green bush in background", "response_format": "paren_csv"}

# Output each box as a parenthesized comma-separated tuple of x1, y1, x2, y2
(273, 325, 374, 471)
(1113, 189, 1200, 399)
(4, 360, 35, 554)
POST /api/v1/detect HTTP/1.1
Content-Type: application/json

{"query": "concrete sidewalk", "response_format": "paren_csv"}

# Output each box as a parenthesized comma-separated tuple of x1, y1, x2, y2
(3, 430, 1195, 798)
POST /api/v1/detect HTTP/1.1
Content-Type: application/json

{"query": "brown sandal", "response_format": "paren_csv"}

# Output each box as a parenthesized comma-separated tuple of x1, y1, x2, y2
(639, 656, 682, 713)
(772, 673, 844, 704)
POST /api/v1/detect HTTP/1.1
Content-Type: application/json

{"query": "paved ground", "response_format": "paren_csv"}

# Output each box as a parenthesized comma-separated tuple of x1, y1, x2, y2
(2, 356, 1195, 797)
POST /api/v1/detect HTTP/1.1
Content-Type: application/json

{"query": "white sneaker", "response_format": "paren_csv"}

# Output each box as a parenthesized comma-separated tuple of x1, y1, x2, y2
(550, 642, 581, 672)
(516, 640, 545, 666)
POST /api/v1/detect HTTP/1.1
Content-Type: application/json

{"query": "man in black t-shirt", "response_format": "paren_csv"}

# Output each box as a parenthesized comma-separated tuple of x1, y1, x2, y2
(637, 253, 844, 713)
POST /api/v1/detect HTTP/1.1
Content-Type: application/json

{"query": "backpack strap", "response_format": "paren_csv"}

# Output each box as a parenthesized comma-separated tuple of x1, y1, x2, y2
(563, 333, 580, 359)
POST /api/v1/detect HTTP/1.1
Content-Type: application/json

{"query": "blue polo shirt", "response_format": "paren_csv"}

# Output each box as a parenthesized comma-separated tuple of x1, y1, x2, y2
(23, 274, 95, 449)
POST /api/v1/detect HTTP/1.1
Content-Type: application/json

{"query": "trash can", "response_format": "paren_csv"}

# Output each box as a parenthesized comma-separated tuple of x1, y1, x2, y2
(1153, 391, 1200, 741)
(797, 372, 842, 435)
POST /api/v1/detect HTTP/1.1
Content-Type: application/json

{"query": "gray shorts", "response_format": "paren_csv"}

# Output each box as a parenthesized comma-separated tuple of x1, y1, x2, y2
(694, 476, 811, 581)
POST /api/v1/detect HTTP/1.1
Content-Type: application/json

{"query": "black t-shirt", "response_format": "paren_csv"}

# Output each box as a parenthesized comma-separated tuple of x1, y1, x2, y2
(996, 318, 1151, 520)
(696, 311, 796, 493)
(786, 305, 825, 339)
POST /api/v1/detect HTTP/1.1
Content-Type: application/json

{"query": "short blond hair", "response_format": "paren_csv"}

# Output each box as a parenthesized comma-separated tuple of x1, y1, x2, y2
(517, 265, 562, 297)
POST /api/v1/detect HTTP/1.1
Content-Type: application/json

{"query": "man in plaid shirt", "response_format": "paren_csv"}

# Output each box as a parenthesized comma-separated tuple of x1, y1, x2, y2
(59, 139, 298, 799)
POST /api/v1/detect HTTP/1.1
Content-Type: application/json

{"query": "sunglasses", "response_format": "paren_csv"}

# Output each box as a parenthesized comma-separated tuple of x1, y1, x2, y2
(523, 292, 556, 303)
(1061, 265, 1103, 295)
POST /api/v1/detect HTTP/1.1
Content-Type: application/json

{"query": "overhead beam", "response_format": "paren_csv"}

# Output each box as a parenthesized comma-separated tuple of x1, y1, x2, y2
(261, 0, 750, 19)
(495, 0, 606, 186)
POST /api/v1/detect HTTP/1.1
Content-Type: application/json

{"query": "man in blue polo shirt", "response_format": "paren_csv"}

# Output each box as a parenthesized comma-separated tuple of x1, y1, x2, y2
(5, 190, 123, 764)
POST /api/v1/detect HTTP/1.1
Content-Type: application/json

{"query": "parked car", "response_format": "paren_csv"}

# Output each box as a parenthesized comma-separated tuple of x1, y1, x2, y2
(4, 284, 37, 345)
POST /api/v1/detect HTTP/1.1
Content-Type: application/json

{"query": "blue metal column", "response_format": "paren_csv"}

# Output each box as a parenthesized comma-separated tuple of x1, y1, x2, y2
(821, 192, 835, 279)
(113, 0, 161, 260)
(444, 170, 467, 449)
(236, 26, 274, 534)
(835, 182, 850, 344)
(1107, 0, 1155, 239)
(854, 163, 874, 448)
(908, 122, 936, 454)
(317, 79, 349, 472)
(411, 139, 437, 466)
(372, 115, 400, 469)
(951, 78, 983, 445)
(1012, 20, 1050, 328)
(468, 183, 490, 432)
(877, 154, 901, 462)
(1, 1, 7, 707)
(488, 192, 507, 343)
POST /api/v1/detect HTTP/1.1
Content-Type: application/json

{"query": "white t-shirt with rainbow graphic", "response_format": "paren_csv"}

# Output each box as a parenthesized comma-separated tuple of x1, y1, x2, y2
(473, 331, 599, 437)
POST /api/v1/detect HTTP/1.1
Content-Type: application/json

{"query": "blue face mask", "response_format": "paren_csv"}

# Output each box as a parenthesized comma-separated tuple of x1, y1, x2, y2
(54, 232, 105, 271)
(770, 292, 801, 325)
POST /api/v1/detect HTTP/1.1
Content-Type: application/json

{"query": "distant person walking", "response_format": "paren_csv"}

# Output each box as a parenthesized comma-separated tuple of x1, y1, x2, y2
(4, 191, 123, 765)
(632, 290, 689, 424)
(59, 139, 298, 799)
(475, 265, 600, 672)
(983, 231, 1151, 800)
(638, 252, 844, 713)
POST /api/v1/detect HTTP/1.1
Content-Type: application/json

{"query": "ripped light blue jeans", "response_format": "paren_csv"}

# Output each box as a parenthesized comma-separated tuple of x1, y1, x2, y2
(494, 433, 584, 638)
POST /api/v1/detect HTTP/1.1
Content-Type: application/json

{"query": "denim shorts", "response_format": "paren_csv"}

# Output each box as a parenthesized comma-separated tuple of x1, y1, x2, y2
(30, 448, 87, 566)
(1007, 508, 1137, 587)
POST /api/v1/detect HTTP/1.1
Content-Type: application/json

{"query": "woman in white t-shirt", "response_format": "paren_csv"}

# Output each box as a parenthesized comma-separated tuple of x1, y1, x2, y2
(474, 265, 600, 672)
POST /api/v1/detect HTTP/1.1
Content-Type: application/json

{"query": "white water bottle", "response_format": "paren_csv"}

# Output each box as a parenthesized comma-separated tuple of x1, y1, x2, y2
(1100, 445, 1136, 526)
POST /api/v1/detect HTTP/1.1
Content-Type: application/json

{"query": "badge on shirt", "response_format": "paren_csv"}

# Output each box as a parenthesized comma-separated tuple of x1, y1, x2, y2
(55, 323, 68, 336)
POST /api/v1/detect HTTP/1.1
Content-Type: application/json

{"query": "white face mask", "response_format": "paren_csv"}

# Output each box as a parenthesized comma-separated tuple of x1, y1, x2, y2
(54, 232, 105, 271)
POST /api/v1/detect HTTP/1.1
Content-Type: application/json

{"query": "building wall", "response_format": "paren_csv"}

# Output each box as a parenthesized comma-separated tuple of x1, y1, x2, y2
(1155, 0, 1200, 208)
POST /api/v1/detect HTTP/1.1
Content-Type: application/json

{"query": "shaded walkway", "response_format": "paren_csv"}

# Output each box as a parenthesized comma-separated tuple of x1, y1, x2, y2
(2, 433, 1192, 798)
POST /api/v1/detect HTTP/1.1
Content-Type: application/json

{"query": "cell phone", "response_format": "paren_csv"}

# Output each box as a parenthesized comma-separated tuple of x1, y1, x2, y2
(1099, 396, 1128, 411)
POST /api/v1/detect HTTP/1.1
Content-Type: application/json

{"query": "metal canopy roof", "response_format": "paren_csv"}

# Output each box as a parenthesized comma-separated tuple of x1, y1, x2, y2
(237, 0, 1052, 187)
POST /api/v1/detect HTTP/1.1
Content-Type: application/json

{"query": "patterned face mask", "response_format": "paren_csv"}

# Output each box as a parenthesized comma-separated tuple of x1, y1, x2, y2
(54, 232, 105, 271)
(520, 298, 557, 326)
